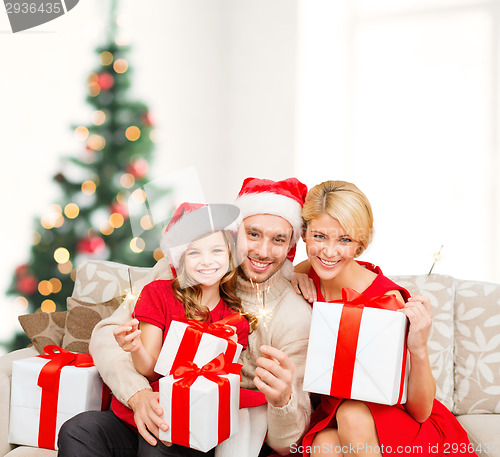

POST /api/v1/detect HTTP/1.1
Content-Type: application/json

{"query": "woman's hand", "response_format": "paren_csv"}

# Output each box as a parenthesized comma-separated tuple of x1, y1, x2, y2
(290, 272, 317, 303)
(399, 294, 436, 422)
(399, 295, 432, 357)
(113, 318, 142, 353)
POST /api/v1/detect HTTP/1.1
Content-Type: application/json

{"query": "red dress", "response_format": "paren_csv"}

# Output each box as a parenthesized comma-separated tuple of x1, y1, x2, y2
(302, 262, 477, 457)
(112, 279, 252, 428)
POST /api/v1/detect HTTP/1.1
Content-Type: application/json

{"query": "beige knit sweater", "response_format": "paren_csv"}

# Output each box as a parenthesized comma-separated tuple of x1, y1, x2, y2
(90, 263, 312, 453)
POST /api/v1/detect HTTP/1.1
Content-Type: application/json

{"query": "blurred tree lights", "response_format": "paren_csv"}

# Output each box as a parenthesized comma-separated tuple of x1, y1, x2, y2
(6, 2, 164, 351)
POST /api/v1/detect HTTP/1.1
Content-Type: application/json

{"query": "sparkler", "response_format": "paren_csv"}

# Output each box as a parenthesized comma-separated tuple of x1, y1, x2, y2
(428, 245, 443, 276)
(249, 278, 272, 328)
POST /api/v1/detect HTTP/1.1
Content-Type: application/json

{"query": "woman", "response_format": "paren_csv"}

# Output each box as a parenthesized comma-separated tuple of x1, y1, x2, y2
(293, 180, 476, 457)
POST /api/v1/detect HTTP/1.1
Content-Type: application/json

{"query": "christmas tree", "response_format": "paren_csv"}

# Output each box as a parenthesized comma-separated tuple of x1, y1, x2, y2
(6, 3, 163, 351)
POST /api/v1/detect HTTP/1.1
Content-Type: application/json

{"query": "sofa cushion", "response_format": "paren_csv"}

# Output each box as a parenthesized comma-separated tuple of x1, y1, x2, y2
(454, 280, 500, 415)
(18, 311, 67, 354)
(71, 260, 151, 304)
(456, 415, 500, 457)
(61, 295, 124, 354)
(389, 274, 455, 411)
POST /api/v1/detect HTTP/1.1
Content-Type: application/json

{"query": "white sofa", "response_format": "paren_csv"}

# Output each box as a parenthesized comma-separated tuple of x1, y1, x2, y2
(1, 260, 499, 456)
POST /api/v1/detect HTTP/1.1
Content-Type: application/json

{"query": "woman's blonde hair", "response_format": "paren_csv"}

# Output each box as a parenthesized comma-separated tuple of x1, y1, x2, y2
(171, 230, 257, 331)
(302, 180, 374, 257)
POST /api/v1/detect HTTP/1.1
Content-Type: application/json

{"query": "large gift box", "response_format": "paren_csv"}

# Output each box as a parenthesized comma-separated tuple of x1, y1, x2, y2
(154, 315, 243, 377)
(159, 354, 241, 452)
(9, 345, 108, 450)
(303, 289, 409, 405)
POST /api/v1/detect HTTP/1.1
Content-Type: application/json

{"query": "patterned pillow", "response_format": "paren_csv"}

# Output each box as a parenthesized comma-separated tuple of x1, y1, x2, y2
(62, 296, 124, 354)
(454, 279, 500, 414)
(18, 310, 67, 354)
(72, 260, 152, 304)
(389, 274, 455, 411)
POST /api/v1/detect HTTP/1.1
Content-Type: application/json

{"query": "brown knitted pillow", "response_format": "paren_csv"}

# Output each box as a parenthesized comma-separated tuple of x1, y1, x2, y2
(18, 310, 67, 354)
(62, 295, 124, 354)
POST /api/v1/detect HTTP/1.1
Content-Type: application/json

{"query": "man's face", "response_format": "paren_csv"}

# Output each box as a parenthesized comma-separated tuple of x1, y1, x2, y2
(237, 214, 293, 283)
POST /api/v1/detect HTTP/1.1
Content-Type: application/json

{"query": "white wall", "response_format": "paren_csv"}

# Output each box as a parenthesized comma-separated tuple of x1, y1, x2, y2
(296, 0, 500, 283)
(1, 0, 499, 346)
(0, 0, 299, 342)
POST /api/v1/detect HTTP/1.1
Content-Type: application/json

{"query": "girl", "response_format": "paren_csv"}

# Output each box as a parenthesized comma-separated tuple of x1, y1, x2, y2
(112, 202, 252, 457)
(293, 181, 477, 457)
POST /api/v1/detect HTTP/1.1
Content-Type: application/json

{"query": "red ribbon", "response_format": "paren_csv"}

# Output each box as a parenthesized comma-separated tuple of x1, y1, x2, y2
(170, 354, 242, 448)
(329, 289, 407, 403)
(170, 314, 243, 373)
(36, 345, 106, 449)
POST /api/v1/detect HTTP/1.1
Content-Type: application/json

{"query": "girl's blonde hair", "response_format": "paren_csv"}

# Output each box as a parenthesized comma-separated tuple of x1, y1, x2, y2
(302, 180, 374, 257)
(171, 230, 257, 331)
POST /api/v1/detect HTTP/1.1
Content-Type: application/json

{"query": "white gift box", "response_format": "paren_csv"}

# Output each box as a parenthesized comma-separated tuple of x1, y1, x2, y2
(9, 356, 104, 450)
(154, 320, 242, 376)
(303, 301, 409, 405)
(159, 372, 240, 452)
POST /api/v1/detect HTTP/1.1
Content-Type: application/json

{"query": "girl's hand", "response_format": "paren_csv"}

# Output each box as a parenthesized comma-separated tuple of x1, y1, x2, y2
(113, 318, 142, 353)
(399, 295, 432, 357)
(225, 325, 238, 343)
(290, 272, 317, 303)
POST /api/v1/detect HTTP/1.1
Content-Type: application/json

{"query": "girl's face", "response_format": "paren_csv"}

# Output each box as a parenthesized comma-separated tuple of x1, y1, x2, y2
(303, 213, 361, 282)
(184, 231, 230, 287)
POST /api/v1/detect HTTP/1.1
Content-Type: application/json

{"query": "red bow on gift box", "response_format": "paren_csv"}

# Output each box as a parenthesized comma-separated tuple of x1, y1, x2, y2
(36, 345, 110, 449)
(170, 354, 242, 448)
(171, 313, 244, 372)
(330, 289, 407, 402)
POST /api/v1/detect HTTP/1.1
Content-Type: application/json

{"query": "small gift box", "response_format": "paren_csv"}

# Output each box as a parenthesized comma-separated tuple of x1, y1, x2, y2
(9, 345, 108, 450)
(159, 354, 241, 452)
(154, 314, 243, 377)
(303, 289, 409, 405)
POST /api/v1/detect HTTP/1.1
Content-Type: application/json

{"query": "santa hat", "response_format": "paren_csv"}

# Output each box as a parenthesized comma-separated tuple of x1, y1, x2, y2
(235, 177, 308, 277)
(160, 202, 241, 270)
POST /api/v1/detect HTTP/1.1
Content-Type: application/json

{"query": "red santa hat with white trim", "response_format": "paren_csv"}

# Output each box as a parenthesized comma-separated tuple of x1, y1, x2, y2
(235, 177, 308, 278)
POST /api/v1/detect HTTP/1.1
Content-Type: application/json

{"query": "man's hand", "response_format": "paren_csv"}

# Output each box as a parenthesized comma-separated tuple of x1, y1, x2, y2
(128, 389, 171, 447)
(253, 345, 294, 407)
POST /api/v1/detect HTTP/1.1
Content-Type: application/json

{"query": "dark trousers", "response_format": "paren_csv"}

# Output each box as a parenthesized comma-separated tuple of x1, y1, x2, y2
(58, 410, 215, 457)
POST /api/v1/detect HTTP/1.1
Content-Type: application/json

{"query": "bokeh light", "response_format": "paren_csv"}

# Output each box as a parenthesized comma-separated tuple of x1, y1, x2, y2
(38, 280, 53, 296)
(54, 247, 70, 264)
(88, 134, 106, 151)
(100, 51, 114, 66)
(49, 278, 62, 294)
(130, 237, 145, 253)
(58, 261, 73, 275)
(41, 300, 56, 313)
(109, 212, 125, 228)
(120, 173, 135, 189)
(125, 126, 141, 141)
(82, 180, 97, 195)
(14, 296, 29, 310)
(74, 126, 89, 141)
(113, 59, 128, 73)
(92, 110, 106, 125)
(64, 203, 80, 219)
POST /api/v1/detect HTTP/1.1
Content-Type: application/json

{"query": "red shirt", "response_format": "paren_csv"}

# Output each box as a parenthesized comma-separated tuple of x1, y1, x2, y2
(112, 279, 250, 427)
(308, 260, 411, 303)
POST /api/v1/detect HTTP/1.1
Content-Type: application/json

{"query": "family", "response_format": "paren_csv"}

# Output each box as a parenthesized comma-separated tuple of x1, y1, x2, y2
(58, 177, 476, 457)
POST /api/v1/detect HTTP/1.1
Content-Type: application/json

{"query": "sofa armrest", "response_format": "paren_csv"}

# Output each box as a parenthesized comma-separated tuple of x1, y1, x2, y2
(0, 347, 38, 457)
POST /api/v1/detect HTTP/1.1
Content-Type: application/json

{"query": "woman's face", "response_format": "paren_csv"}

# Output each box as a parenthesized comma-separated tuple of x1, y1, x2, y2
(303, 213, 361, 282)
(183, 231, 230, 287)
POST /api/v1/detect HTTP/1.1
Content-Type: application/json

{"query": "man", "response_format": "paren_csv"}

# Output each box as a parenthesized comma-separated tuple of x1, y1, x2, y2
(58, 177, 312, 457)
